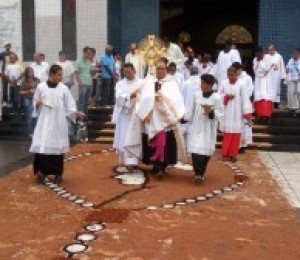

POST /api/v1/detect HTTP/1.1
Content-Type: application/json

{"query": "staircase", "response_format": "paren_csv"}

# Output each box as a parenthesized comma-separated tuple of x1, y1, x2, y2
(87, 107, 300, 152)
(2, 106, 300, 152)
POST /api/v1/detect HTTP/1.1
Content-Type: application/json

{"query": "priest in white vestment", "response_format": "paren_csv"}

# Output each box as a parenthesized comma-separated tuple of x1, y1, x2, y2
(162, 37, 185, 69)
(266, 44, 286, 106)
(125, 43, 145, 79)
(218, 67, 252, 162)
(30, 65, 85, 184)
(232, 62, 254, 152)
(186, 74, 223, 183)
(253, 47, 273, 121)
(214, 39, 241, 89)
(124, 60, 185, 177)
(112, 63, 143, 169)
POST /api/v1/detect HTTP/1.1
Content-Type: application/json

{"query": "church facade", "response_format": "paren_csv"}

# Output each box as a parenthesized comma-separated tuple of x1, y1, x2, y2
(1, 0, 299, 62)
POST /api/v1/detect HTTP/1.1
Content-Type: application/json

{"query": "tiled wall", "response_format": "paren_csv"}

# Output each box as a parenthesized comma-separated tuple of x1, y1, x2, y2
(108, 0, 159, 55)
(259, 0, 300, 61)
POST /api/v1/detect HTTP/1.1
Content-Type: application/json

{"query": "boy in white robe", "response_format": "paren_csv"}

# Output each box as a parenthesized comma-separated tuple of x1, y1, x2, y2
(112, 63, 143, 170)
(125, 43, 145, 79)
(167, 62, 184, 90)
(186, 74, 223, 183)
(232, 62, 254, 153)
(266, 44, 286, 107)
(218, 66, 252, 163)
(253, 47, 273, 123)
(30, 65, 85, 184)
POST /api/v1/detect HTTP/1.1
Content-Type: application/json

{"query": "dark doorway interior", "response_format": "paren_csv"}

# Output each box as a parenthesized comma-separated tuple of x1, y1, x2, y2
(160, 0, 259, 61)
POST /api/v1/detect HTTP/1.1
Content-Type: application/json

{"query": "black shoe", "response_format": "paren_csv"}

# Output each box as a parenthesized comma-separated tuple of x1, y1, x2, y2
(54, 175, 63, 185)
(238, 147, 246, 154)
(195, 176, 204, 184)
(274, 102, 279, 109)
(156, 171, 164, 179)
(37, 172, 46, 184)
(230, 157, 237, 163)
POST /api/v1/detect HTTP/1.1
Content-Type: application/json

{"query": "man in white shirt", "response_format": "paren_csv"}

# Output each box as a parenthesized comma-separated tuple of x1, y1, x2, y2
(266, 44, 286, 108)
(5, 53, 24, 111)
(55, 51, 75, 88)
(30, 53, 49, 82)
(162, 37, 185, 69)
(125, 43, 145, 79)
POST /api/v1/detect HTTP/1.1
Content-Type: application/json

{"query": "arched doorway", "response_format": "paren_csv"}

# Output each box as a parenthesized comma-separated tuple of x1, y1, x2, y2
(160, 0, 258, 61)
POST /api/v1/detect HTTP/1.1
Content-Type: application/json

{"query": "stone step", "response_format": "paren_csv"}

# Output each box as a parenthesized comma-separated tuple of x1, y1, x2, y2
(87, 121, 115, 130)
(88, 107, 114, 115)
(89, 129, 115, 138)
(252, 125, 300, 135)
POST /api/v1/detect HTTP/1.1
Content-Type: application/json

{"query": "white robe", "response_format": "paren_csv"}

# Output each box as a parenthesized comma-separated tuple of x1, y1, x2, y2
(253, 56, 273, 102)
(239, 71, 254, 146)
(165, 43, 185, 68)
(198, 62, 214, 76)
(124, 76, 185, 160)
(186, 91, 224, 156)
(218, 79, 252, 133)
(30, 82, 77, 154)
(170, 72, 184, 91)
(181, 75, 200, 135)
(112, 77, 143, 164)
(125, 53, 145, 79)
(215, 49, 241, 88)
(266, 52, 286, 102)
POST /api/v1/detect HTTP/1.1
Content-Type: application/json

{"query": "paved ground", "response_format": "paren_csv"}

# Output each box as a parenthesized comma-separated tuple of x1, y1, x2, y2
(0, 140, 32, 177)
(0, 144, 300, 259)
(260, 151, 300, 211)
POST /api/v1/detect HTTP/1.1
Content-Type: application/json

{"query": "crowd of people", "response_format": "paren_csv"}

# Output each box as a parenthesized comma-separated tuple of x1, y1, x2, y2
(0, 37, 299, 185)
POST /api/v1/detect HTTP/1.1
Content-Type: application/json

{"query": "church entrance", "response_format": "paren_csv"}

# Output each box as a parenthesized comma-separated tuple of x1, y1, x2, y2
(160, 0, 259, 62)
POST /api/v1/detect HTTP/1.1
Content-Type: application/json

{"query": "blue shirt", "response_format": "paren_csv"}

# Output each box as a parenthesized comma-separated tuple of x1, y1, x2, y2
(100, 54, 115, 79)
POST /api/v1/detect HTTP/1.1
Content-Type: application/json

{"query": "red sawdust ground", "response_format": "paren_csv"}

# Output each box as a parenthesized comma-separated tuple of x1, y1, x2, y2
(0, 144, 299, 260)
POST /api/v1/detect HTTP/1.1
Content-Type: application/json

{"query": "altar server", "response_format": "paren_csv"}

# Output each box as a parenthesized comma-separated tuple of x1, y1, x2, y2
(218, 66, 252, 162)
(30, 65, 85, 184)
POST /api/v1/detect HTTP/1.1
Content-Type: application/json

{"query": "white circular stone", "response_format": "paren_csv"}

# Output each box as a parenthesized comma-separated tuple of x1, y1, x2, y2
(68, 195, 77, 201)
(85, 223, 104, 232)
(212, 190, 222, 195)
(77, 154, 83, 157)
(102, 149, 108, 153)
(64, 243, 87, 254)
(176, 202, 186, 206)
(57, 190, 67, 195)
(236, 182, 244, 186)
(196, 196, 207, 201)
(76, 233, 96, 242)
(74, 199, 85, 204)
(163, 204, 174, 209)
(147, 206, 157, 210)
(61, 193, 72, 198)
(82, 202, 94, 208)
(84, 152, 92, 156)
(185, 199, 196, 204)
(53, 187, 63, 192)
(205, 193, 214, 198)
(223, 187, 233, 192)
(231, 184, 239, 189)
(49, 184, 58, 188)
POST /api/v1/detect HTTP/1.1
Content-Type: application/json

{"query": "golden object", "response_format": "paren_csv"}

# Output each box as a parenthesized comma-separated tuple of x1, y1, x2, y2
(138, 35, 166, 75)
